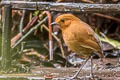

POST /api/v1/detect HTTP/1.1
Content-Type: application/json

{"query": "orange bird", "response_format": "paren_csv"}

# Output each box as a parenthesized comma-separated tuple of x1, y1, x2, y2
(52, 14, 104, 79)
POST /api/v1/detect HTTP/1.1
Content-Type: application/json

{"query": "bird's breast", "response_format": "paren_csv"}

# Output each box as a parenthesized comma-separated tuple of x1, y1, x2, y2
(63, 31, 93, 58)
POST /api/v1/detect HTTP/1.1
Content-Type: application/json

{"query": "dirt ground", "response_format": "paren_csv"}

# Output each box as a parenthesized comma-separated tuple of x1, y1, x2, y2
(29, 58, 120, 80)
(0, 58, 120, 80)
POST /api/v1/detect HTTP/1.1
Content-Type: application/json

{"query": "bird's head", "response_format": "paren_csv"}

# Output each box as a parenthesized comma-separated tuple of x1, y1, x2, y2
(51, 14, 80, 30)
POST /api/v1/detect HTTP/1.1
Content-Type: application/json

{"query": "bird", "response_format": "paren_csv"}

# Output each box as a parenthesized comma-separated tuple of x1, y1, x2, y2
(51, 14, 104, 79)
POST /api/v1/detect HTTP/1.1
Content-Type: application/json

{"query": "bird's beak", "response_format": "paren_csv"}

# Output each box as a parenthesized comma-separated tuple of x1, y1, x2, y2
(51, 22, 59, 26)
(51, 22, 60, 35)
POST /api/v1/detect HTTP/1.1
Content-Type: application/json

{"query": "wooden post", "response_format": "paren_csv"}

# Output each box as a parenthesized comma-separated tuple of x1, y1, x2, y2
(1, 5, 12, 71)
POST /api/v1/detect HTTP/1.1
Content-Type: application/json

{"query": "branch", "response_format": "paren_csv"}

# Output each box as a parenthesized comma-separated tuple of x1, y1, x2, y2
(93, 13, 120, 22)
(43, 11, 53, 60)
(12, 16, 48, 49)
(11, 16, 38, 47)
(1, 1, 120, 12)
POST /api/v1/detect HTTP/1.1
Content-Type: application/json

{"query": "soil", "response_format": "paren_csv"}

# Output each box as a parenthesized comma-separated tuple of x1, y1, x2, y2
(0, 58, 120, 80)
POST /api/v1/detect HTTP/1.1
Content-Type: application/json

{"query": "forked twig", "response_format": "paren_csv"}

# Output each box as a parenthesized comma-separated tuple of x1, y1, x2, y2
(12, 16, 48, 49)
(41, 24, 65, 58)
(11, 16, 38, 47)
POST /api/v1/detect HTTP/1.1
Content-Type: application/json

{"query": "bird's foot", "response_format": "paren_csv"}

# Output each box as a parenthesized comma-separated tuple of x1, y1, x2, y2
(66, 75, 96, 80)
(66, 76, 78, 80)
(88, 74, 96, 80)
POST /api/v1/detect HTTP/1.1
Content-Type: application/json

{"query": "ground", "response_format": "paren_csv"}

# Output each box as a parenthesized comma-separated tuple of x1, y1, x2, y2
(0, 58, 120, 80)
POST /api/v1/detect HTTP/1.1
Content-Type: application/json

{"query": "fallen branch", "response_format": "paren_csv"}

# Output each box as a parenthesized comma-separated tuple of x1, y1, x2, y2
(1, 1, 120, 12)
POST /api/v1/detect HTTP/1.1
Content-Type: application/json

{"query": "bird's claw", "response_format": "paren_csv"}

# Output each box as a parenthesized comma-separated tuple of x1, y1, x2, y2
(66, 77, 77, 80)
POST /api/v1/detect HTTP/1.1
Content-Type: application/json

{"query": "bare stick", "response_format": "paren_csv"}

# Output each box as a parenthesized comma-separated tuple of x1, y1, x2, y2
(12, 16, 48, 49)
(43, 11, 53, 60)
(93, 13, 120, 22)
(11, 16, 38, 47)
(19, 10, 26, 36)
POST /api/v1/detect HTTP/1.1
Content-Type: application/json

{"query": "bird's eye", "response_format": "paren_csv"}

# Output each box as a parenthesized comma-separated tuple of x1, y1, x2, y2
(61, 19, 65, 23)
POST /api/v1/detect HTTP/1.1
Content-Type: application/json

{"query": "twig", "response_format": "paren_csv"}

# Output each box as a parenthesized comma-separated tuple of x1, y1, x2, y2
(23, 49, 46, 60)
(12, 16, 48, 49)
(41, 24, 65, 58)
(19, 10, 26, 36)
(43, 11, 53, 60)
(93, 13, 120, 22)
(19, 10, 26, 53)
(11, 16, 38, 47)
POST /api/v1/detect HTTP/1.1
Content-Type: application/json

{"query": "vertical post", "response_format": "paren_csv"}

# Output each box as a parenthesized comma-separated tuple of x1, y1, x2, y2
(1, 5, 12, 71)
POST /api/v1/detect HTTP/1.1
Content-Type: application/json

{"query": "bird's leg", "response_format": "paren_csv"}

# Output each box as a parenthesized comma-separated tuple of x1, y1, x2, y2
(99, 57, 105, 70)
(118, 55, 120, 64)
(90, 56, 94, 79)
(68, 56, 90, 79)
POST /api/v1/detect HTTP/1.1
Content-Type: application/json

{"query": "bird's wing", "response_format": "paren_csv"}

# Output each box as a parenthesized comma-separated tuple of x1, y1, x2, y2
(71, 21, 102, 52)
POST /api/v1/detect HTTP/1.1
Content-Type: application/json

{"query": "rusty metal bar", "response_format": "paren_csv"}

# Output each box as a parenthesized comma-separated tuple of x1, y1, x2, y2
(1, 5, 12, 71)
(1, 1, 120, 12)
